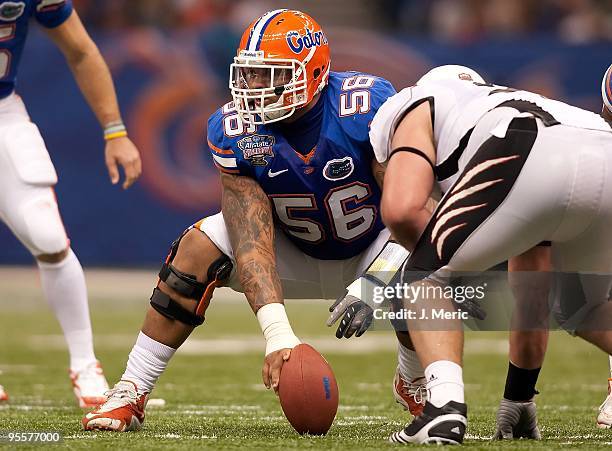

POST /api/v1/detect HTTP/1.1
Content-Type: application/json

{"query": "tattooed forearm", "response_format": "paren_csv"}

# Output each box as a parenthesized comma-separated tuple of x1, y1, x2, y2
(221, 173, 283, 312)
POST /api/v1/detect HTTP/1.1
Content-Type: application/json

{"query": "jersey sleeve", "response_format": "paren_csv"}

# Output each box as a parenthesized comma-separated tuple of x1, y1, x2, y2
(34, 0, 73, 28)
(206, 111, 241, 175)
(333, 72, 397, 144)
(369, 83, 453, 164)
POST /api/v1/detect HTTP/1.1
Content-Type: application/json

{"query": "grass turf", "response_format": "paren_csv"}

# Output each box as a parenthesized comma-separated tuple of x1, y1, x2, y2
(0, 275, 611, 450)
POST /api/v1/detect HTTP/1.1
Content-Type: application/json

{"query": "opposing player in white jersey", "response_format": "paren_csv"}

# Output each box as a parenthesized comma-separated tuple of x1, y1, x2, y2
(0, 1, 141, 407)
(330, 64, 548, 438)
(367, 70, 612, 444)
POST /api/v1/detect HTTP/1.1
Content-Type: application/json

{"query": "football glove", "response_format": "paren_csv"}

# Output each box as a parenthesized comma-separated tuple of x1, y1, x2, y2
(327, 290, 374, 339)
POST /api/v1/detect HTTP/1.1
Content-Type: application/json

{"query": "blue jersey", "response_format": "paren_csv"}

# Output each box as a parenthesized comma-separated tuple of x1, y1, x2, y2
(0, 0, 73, 99)
(207, 71, 396, 260)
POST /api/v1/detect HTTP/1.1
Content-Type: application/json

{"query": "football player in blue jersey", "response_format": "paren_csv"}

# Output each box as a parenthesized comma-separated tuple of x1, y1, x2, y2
(0, 1, 141, 407)
(83, 9, 411, 431)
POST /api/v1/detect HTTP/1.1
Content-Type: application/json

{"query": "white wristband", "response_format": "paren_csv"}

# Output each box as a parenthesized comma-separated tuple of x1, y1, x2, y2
(257, 303, 301, 356)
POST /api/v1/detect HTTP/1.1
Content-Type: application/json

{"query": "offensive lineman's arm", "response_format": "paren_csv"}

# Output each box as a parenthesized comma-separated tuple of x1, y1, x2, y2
(44, 11, 141, 189)
(381, 102, 436, 251)
(221, 173, 300, 391)
(221, 173, 283, 311)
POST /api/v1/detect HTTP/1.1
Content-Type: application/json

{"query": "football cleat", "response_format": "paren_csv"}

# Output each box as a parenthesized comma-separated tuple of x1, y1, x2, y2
(393, 366, 427, 416)
(0, 384, 8, 402)
(390, 400, 467, 445)
(70, 361, 109, 408)
(82, 380, 148, 432)
(597, 378, 612, 429)
(493, 398, 541, 439)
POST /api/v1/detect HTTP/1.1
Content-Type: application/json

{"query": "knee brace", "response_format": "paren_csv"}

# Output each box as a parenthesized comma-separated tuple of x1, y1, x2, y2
(149, 228, 233, 326)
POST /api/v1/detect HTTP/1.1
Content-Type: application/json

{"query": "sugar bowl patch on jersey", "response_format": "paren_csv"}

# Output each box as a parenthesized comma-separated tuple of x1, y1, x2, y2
(237, 134, 275, 166)
(206, 71, 396, 260)
(0, 0, 73, 99)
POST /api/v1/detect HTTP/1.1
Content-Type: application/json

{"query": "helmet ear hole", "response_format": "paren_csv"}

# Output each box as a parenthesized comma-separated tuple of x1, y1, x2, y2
(313, 68, 321, 79)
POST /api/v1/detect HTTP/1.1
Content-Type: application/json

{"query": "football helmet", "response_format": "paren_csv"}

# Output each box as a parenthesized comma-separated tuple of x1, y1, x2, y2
(417, 64, 485, 85)
(230, 9, 331, 125)
(602, 63, 612, 118)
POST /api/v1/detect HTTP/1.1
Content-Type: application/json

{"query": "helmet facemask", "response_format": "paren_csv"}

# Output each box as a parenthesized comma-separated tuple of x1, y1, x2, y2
(230, 51, 310, 125)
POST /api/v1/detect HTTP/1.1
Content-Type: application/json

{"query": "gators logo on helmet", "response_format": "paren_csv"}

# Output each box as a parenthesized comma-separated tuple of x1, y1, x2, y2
(229, 9, 331, 125)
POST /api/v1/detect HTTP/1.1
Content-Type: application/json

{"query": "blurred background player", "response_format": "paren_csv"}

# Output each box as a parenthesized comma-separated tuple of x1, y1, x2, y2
(0, 0, 141, 407)
(82, 9, 402, 432)
(597, 62, 612, 429)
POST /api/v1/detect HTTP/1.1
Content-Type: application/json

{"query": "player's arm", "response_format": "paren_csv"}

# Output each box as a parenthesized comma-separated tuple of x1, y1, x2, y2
(43, 11, 141, 189)
(327, 128, 440, 339)
(381, 102, 436, 251)
(221, 173, 300, 392)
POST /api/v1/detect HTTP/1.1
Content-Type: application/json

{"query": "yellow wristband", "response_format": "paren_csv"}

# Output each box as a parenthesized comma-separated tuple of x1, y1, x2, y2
(104, 130, 128, 141)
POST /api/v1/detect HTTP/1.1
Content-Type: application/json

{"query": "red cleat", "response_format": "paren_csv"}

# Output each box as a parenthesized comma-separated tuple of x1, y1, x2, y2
(82, 380, 148, 432)
(393, 366, 427, 417)
(0, 384, 8, 402)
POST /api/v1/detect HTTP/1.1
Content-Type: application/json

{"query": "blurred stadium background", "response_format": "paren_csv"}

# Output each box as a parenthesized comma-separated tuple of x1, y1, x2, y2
(0, 0, 610, 266)
(1, 1, 611, 447)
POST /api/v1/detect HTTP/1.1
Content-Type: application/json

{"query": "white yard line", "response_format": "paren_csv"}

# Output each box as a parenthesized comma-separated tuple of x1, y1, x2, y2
(27, 334, 508, 355)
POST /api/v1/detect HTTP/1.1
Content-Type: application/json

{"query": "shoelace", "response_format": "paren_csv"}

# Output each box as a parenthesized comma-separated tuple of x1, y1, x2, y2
(100, 385, 138, 410)
(403, 377, 428, 406)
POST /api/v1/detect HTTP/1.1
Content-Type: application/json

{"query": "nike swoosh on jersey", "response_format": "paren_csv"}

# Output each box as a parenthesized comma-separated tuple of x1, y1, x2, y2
(268, 169, 289, 178)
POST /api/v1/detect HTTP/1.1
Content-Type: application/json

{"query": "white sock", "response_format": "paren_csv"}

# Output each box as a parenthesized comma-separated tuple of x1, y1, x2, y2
(609, 355, 612, 378)
(425, 360, 464, 408)
(397, 343, 425, 381)
(122, 332, 176, 395)
(38, 249, 96, 372)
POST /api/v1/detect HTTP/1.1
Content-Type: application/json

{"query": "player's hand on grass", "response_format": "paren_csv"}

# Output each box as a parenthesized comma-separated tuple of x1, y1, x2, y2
(327, 294, 374, 339)
(262, 348, 292, 394)
(493, 398, 541, 440)
(105, 136, 142, 189)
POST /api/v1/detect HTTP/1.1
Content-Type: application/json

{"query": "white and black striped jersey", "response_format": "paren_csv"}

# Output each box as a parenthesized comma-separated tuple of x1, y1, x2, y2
(370, 80, 612, 193)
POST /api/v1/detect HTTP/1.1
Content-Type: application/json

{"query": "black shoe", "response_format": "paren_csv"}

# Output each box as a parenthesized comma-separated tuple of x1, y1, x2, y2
(390, 400, 467, 445)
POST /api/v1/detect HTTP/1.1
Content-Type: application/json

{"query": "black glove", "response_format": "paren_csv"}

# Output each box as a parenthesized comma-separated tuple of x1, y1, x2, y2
(453, 297, 486, 321)
(327, 294, 374, 338)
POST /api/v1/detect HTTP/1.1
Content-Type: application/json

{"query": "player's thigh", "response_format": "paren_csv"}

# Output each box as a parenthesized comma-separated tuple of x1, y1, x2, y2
(406, 117, 567, 280)
(198, 213, 329, 298)
(0, 118, 66, 256)
(550, 165, 612, 330)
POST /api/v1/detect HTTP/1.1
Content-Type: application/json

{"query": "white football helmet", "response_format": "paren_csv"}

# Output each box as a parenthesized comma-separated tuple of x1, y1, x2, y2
(417, 64, 485, 85)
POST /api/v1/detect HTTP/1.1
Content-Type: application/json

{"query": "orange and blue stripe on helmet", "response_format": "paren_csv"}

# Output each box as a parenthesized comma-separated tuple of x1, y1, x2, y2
(245, 9, 288, 52)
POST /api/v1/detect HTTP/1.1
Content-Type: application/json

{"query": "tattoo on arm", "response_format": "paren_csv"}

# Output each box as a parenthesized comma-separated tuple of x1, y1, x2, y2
(221, 173, 283, 312)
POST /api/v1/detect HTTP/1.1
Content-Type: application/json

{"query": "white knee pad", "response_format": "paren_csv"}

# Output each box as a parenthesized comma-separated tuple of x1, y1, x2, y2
(196, 213, 234, 260)
(19, 193, 68, 255)
(0, 121, 58, 185)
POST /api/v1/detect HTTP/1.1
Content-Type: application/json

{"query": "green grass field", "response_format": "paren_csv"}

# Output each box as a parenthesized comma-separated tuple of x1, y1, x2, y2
(0, 268, 611, 449)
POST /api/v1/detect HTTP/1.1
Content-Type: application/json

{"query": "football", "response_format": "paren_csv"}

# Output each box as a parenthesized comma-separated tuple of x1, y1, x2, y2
(278, 343, 339, 435)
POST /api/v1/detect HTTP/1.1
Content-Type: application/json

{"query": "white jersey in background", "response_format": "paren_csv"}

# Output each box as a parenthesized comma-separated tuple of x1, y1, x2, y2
(370, 80, 612, 193)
